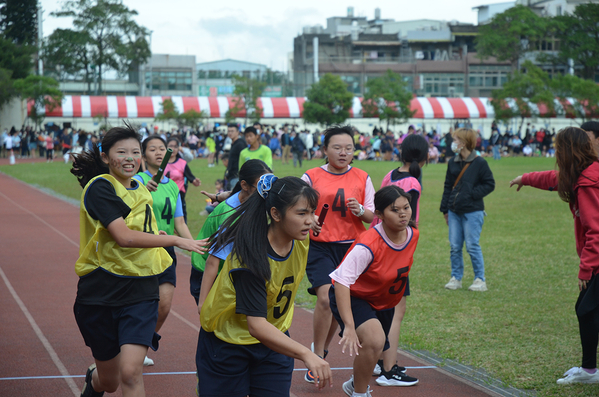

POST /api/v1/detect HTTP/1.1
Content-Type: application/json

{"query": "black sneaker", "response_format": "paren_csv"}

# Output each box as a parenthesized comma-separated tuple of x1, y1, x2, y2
(373, 360, 406, 376)
(81, 364, 104, 397)
(376, 364, 419, 387)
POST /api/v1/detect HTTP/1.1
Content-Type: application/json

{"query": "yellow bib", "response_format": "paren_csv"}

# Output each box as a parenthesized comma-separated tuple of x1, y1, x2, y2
(201, 238, 309, 345)
(75, 174, 171, 278)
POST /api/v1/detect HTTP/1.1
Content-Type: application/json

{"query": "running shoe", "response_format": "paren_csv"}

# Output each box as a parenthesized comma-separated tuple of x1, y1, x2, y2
(376, 364, 419, 387)
(143, 356, 154, 366)
(557, 366, 599, 384)
(342, 375, 372, 397)
(304, 343, 328, 383)
(81, 364, 104, 397)
(373, 359, 405, 376)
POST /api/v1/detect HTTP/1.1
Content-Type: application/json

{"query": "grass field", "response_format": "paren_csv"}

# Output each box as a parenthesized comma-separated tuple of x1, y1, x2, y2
(2, 155, 598, 397)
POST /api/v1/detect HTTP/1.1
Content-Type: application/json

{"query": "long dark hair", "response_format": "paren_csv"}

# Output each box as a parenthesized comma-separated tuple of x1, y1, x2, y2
(555, 127, 598, 203)
(212, 176, 319, 281)
(230, 159, 272, 195)
(374, 185, 417, 229)
(401, 134, 428, 180)
(71, 123, 141, 188)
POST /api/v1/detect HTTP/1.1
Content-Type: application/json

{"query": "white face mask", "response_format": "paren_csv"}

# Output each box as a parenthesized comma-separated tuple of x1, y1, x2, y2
(451, 141, 461, 152)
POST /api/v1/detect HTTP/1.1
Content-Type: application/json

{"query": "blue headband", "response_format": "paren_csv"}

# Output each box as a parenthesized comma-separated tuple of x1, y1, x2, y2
(257, 173, 278, 199)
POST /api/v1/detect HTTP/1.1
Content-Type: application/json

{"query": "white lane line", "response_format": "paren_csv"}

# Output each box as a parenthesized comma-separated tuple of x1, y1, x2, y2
(170, 309, 200, 332)
(0, 266, 80, 396)
(0, 190, 79, 248)
(0, 366, 439, 380)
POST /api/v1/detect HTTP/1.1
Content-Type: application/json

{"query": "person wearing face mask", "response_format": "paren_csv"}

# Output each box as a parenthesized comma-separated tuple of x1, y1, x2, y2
(440, 128, 495, 292)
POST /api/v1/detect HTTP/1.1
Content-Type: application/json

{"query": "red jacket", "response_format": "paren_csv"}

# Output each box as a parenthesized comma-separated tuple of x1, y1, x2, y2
(523, 162, 599, 280)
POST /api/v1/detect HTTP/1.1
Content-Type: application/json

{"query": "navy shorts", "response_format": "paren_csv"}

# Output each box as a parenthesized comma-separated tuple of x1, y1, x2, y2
(158, 246, 177, 286)
(74, 300, 160, 361)
(190, 266, 204, 305)
(306, 240, 352, 295)
(329, 286, 394, 351)
(196, 329, 294, 397)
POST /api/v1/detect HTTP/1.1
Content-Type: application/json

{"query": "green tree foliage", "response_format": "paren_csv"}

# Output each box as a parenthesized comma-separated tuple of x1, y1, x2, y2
(490, 61, 555, 132)
(476, 5, 548, 71)
(0, 67, 15, 109)
(155, 98, 207, 129)
(13, 75, 63, 129)
(227, 74, 266, 124)
(43, 29, 94, 92)
(552, 74, 599, 123)
(362, 70, 415, 130)
(51, 0, 150, 92)
(303, 74, 354, 126)
(0, 0, 38, 45)
(0, 35, 34, 80)
(552, 4, 599, 80)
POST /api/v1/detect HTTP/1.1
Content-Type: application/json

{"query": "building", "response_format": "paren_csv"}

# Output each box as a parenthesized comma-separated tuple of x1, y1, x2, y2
(196, 59, 286, 97)
(140, 54, 198, 97)
(292, 8, 510, 98)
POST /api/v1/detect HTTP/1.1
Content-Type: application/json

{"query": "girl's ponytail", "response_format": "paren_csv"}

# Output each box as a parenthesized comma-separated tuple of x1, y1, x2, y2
(400, 134, 429, 180)
(71, 144, 108, 188)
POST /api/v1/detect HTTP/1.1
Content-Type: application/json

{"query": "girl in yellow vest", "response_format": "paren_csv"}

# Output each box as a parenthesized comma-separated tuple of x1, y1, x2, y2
(70, 124, 207, 397)
(198, 174, 332, 396)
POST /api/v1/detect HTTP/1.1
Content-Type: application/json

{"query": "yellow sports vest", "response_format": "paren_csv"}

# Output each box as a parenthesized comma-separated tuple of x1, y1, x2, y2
(201, 238, 309, 345)
(75, 174, 171, 278)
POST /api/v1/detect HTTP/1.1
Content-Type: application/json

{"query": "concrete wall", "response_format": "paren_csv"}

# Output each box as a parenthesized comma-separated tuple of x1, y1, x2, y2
(0, 98, 26, 131)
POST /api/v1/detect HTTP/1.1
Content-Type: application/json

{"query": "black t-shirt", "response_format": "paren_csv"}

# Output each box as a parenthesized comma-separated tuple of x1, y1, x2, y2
(227, 137, 247, 180)
(76, 178, 160, 306)
(390, 170, 421, 223)
(231, 244, 286, 318)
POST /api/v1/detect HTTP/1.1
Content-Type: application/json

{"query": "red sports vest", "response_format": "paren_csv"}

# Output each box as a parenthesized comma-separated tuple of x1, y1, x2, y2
(346, 226, 419, 310)
(305, 166, 369, 243)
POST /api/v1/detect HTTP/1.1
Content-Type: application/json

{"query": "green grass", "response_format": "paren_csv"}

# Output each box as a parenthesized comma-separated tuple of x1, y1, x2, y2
(2, 156, 597, 396)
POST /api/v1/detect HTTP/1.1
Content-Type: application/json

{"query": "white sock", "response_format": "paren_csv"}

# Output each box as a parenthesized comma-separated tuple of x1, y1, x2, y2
(352, 392, 368, 397)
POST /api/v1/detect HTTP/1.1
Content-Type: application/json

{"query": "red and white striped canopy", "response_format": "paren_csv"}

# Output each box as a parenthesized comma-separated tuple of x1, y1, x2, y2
(27, 95, 581, 119)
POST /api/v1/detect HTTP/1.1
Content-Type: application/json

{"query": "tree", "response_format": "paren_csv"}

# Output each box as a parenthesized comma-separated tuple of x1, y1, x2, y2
(490, 61, 555, 133)
(476, 5, 548, 72)
(552, 4, 599, 80)
(0, 67, 15, 109)
(155, 98, 207, 129)
(0, 0, 38, 45)
(303, 74, 354, 126)
(226, 74, 266, 124)
(51, 0, 150, 93)
(0, 34, 34, 80)
(43, 29, 95, 92)
(362, 70, 415, 130)
(13, 75, 63, 129)
(552, 74, 599, 123)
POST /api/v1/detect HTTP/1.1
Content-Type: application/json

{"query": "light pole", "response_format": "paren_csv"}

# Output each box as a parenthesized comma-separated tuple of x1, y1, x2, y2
(149, 30, 153, 96)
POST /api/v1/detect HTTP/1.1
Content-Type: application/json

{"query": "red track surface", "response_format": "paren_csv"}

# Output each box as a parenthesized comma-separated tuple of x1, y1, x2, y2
(0, 170, 501, 396)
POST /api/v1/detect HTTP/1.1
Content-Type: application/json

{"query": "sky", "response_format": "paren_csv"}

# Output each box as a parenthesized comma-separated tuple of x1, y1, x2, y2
(38, 0, 506, 72)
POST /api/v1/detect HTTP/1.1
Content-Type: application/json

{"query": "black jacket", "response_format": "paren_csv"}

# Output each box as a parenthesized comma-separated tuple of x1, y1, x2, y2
(440, 152, 495, 214)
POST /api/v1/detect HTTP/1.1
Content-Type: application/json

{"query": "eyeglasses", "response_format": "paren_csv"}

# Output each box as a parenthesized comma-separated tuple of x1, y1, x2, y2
(330, 146, 354, 154)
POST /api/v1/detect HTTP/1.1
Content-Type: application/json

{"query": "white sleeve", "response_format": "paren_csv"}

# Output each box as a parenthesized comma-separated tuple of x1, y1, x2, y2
(329, 244, 373, 289)
(363, 176, 375, 212)
(301, 173, 312, 186)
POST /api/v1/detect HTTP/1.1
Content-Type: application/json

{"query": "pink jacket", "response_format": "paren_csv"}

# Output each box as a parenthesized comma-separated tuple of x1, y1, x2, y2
(523, 162, 599, 280)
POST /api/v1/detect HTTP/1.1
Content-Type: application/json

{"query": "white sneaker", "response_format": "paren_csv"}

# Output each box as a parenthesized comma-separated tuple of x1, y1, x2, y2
(342, 376, 372, 397)
(468, 278, 488, 292)
(372, 360, 382, 376)
(557, 366, 599, 384)
(143, 356, 154, 366)
(445, 277, 462, 290)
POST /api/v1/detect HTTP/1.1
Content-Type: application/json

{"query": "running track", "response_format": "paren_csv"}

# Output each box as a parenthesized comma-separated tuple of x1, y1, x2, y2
(0, 170, 502, 397)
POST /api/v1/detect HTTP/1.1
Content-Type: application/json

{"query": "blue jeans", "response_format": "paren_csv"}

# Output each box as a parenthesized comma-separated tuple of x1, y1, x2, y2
(448, 210, 485, 281)
(492, 145, 501, 160)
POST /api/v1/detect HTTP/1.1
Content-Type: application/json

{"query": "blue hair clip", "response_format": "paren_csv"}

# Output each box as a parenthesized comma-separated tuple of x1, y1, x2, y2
(257, 173, 278, 199)
(97, 142, 102, 153)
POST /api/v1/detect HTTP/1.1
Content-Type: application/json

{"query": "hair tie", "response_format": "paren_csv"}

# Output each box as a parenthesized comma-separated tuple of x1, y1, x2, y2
(97, 142, 102, 153)
(257, 173, 278, 199)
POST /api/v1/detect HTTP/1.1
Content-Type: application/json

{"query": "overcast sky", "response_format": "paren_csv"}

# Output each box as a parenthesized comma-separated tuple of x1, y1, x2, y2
(39, 0, 505, 71)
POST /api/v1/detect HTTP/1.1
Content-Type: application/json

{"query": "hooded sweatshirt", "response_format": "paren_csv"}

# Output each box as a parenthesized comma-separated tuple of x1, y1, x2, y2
(523, 162, 599, 280)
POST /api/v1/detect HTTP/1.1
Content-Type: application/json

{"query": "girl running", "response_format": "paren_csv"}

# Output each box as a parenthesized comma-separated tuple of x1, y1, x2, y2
(302, 125, 375, 383)
(165, 137, 201, 222)
(370, 134, 427, 386)
(510, 127, 599, 385)
(133, 134, 196, 366)
(71, 125, 207, 397)
(330, 186, 420, 397)
(198, 175, 332, 396)
(190, 159, 272, 306)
